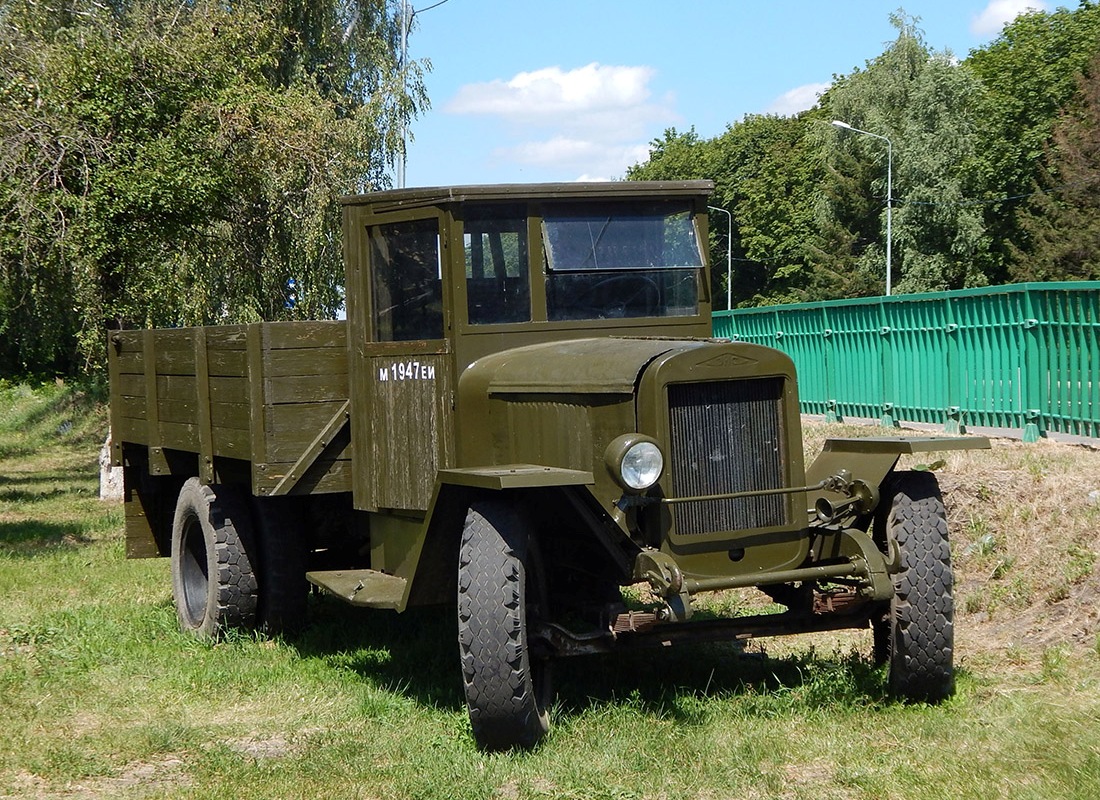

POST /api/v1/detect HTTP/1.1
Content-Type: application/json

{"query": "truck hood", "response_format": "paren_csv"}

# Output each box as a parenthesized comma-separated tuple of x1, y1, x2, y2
(464, 337, 708, 395)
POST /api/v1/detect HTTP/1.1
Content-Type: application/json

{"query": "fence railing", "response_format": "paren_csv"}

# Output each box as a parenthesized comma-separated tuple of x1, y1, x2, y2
(712, 282, 1100, 442)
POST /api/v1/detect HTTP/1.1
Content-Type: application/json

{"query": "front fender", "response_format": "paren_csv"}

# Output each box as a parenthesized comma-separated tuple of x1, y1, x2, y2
(437, 465, 594, 490)
(806, 435, 991, 518)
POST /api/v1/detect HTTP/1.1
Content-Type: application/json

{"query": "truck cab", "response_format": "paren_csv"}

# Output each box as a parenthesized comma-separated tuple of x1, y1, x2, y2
(340, 182, 717, 514)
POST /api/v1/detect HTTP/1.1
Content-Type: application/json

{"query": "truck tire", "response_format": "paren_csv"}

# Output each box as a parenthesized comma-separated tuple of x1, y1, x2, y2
(170, 478, 258, 638)
(251, 496, 308, 635)
(873, 470, 954, 702)
(457, 501, 552, 751)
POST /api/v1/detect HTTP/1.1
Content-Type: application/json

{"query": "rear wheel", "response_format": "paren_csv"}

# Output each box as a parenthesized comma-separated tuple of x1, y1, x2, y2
(170, 478, 258, 639)
(457, 501, 552, 751)
(873, 471, 954, 702)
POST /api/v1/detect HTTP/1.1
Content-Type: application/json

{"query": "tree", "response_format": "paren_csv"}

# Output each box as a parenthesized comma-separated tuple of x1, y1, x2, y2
(708, 113, 826, 305)
(1014, 52, 1100, 280)
(627, 7, 1100, 304)
(0, 0, 424, 376)
(629, 119, 827, 307)
(967, 1, 1100, 280)
(821, 12, 991, 294)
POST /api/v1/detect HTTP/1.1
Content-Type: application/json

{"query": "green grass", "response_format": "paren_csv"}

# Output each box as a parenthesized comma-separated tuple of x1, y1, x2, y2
(2, 384, 1100, 799)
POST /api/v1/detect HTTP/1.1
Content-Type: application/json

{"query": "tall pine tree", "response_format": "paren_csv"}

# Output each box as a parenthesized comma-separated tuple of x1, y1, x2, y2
(1015, 52, 1100, 281)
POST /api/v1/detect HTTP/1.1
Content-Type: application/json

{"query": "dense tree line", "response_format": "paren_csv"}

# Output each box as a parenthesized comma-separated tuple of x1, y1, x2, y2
(4, 4, 1098, 377)
(629, 5, 1100, 308)
(0, 0, 424, 377)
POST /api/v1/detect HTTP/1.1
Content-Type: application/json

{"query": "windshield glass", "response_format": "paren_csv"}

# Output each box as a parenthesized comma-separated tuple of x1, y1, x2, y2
(542, 201, 703, 320)
(543, 202, 703, 271)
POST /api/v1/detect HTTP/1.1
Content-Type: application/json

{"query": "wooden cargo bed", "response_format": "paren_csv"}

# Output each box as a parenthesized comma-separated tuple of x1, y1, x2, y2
(109, 321, 352, 497)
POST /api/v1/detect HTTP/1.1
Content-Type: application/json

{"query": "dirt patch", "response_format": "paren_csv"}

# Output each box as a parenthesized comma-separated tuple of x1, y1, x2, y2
(1, 771, 48, 800)
(779, 759, 841, 799)
(937, 438, 1100, 653)
(224, 734, 296, 760)
(2, 756, 191, 799)
(958, 578, 1100, 653)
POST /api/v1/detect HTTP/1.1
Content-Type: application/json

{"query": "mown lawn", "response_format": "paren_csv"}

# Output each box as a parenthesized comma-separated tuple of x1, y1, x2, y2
(2, 382, 1099, 799)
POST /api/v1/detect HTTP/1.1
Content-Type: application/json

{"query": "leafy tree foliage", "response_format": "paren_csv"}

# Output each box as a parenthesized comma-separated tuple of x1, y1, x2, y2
(968, 1, 1100, 279)
(1014, 52, 1100, 280)
(822, 13, 991, 294)
(0, 0, 423, 376)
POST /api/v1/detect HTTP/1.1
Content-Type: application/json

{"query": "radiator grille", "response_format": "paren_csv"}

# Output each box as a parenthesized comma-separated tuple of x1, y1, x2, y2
(667, 378, 788, 536)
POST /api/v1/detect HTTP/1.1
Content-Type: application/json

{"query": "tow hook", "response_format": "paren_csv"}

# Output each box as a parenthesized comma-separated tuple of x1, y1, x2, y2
(633, 550, 693, 621)
(814, 470, 880, 523)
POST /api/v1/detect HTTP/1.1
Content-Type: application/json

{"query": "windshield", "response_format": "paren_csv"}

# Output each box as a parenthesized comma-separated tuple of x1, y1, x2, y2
(543, 202, 703, 271)
(542, 201, 703, 321)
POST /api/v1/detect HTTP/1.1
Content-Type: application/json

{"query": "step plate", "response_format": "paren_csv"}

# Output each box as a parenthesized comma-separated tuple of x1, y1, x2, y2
(307, 569, 407, 610)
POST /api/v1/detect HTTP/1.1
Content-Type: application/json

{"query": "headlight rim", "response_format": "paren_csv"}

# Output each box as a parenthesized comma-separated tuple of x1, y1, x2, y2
(604, 433, 664, 493)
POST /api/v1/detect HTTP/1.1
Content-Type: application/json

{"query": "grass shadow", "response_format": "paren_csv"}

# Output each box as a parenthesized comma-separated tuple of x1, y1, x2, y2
(0, 519, 96, 551)
(288, 596, 898, 728)
(291, 597, 466, 712)
(0, 485, 94, 504)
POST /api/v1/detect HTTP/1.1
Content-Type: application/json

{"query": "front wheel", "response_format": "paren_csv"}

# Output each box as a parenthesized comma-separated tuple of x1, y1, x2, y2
(457, 501, 552, 751)
(873, 471, 954, 702)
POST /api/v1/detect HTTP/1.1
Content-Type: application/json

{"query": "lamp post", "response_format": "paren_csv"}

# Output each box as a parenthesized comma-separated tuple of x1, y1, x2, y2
(831, 120, 893, 296)
(708, 205, 733, 310)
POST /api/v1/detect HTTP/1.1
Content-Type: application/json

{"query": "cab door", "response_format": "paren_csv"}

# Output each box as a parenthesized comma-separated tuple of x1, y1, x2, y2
(345, 208, 455, 512)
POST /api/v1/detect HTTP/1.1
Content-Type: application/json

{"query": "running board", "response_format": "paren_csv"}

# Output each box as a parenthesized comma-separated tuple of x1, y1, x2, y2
(307, 569, 407, 610)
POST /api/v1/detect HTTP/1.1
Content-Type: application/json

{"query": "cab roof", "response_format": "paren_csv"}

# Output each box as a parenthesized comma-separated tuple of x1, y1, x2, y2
(340, 180, 715, 214)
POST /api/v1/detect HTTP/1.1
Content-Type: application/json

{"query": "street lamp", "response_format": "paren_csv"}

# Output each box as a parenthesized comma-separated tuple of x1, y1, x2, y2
(708, 205, 733, 310)
(831, 120, 893, 296)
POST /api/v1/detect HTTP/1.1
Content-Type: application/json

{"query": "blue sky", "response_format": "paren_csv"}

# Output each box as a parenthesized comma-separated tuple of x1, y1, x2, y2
(398, 0, 1050, 187)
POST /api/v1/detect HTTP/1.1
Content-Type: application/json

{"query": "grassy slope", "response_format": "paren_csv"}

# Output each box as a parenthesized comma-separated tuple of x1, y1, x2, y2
(1, 385, 1098, 799)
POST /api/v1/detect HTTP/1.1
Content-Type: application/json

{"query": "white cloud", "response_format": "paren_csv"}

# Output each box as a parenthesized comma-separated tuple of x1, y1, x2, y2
(447, 63, 658, 121)
(445, 63, 677, 179)
(764, 82, 830, 116)
(971, 0, 1049, 37)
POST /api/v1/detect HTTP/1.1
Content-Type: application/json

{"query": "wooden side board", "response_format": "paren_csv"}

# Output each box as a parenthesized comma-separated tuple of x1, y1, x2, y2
(109, 320, 352, 495)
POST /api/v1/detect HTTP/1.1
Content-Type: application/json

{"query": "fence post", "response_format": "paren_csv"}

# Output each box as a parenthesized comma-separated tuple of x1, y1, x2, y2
(879, 297, 898, 428)
(822, 304, 841, 422)
(944, 294, 964, 434)
(1022, 286, 1044, 443)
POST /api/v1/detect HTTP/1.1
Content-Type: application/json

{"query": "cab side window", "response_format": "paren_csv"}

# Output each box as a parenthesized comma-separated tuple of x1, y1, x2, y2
(370, 218, 443, 341)
(464, 205, 530, 325)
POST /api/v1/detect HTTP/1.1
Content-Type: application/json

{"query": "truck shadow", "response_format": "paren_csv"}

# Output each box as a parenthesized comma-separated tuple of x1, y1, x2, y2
(291, 598, 907, 724)
(553, 645, 891, 725)
(0, 519, 96, 552)
(292, 597, 467, 711)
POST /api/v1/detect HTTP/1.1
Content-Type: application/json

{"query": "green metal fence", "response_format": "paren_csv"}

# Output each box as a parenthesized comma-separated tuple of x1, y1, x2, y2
(712, 282, 1100, 442)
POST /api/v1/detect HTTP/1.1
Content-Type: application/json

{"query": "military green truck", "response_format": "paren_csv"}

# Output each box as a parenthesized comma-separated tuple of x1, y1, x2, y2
(109, 180, 987, 750)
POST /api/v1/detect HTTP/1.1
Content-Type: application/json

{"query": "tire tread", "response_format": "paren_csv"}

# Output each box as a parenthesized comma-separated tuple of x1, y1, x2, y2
(457, 502, 549, 751)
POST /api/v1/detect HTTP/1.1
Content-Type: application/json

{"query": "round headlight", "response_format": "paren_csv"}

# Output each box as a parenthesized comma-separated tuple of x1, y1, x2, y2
(621, 442, 663, 490)
(605, 434, 664, 492)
